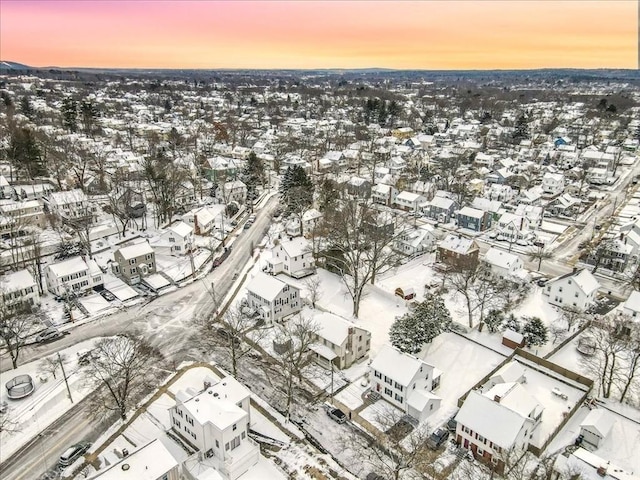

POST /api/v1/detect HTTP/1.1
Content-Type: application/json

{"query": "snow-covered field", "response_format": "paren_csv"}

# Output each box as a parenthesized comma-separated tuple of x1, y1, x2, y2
(0, 338, 103, 463)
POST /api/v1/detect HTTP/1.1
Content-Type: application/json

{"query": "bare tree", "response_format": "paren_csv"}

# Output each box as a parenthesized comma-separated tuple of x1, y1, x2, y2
(0, 406, 20, 435)
(0, 302, 40, 369)
(304, 276, 322, 308)
(527, 244, 553, 272)
(83, 334, 162, 420)
(141, 153, 189, 227)
(197, 304, 266, 377)
(443, 264, 479, 328)
(321, 197, 398, 317)
(341, 408, 437, 480)
(560, 306, 584, 332)
(39, 353, 68, 380)
(271, 315, 319, 419)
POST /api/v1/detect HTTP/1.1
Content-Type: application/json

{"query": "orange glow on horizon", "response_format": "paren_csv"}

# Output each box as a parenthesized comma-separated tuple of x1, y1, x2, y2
(0, 1, 636, 70)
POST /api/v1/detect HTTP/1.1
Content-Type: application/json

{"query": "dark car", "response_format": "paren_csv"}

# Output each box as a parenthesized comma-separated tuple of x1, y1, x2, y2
(327, 407, 347, 424)
(427, 428, 450, 450)
(35, 328, 65, 344)
(100, 290, 115, 302)
(58, 442, 91, 468)
(446, 416, 457, 432)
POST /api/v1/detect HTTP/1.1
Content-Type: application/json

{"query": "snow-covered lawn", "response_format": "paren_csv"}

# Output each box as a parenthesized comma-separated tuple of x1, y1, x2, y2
(419, 332, 507, 429)
(545, 400, 640, 473)
(0, 338, 104, 463)
(359, 399, 403, 431)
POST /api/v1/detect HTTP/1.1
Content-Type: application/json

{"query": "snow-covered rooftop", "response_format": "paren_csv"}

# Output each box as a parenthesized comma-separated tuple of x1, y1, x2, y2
(246, 272, 295, 301)
(370, 344, 433, 387)
(117, 241, 154, 260)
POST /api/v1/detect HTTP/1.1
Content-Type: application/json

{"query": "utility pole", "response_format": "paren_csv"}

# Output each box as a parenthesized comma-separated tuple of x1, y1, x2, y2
(58, 353, 73, 403)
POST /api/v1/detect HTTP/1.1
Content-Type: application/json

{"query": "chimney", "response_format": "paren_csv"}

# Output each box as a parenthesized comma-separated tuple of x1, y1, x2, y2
(493, 395, 501, 403)
(572, 267, 577, 273)
(596, 465, 607, 477)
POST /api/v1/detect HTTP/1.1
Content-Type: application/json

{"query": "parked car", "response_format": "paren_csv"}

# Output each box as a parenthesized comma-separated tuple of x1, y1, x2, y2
(243, 222, 252, 230)
(427, 428, 450, 450)
(35, 328, 65, 344)
(58, 442, 91, 467)
(326, 407, 347, 424)
(100, 290, 115, 302)
(446, 416, 457, 432)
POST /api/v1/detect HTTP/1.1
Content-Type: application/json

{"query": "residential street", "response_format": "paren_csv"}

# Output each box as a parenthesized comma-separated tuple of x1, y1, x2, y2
(0, 196, 278, 480)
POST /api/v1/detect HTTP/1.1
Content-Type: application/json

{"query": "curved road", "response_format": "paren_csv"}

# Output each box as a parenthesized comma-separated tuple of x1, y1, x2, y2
(0, 195, 279, 480)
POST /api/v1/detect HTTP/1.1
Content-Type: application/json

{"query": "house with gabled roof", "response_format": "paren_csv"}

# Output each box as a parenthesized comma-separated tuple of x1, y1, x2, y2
(153, 221, 194, 256)
(542, 172, 565, 198)
(309, 311, 371, 370)
(437, 234, 480, 269)
(424, 195, 457, 223)
(622, 290, 640, 319)
(0, 268, 40, 311)
(45, 256, 103, 297)
(44, 188, 98, 222)
(455, 387, 539, 473)
(169, 375, 259, 480)
(393, 224, 437, 258)
(579, 409, 615, 450)
(369, 344, 442, 422)
(182, 204, 225, 236)
(113, 241, 156, 285)
(245, 272, 301, 323)
(395, 191, 426, 213)
(265, 237, 315, 279)
(483, 247, 524, 280)
(542, 268, 600, 311)
(457, 206, 491, 232)
(371, 183, 398, 207)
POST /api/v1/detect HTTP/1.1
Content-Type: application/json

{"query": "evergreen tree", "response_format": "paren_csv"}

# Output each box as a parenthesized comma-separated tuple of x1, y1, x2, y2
(390, 294, 452, 354)
(484, 309, 505, 333)
(20, 95, 34, 120)
(522, 316, 548, 347)
(242, 152, 265, 204)
(502, 313, 521, 333)
(7, 127, 45, 179)
(279, 165, 314, 217)
(512, 114, 529, 143)
(61, 98, 78, 132)
(80, 98, 98, 136)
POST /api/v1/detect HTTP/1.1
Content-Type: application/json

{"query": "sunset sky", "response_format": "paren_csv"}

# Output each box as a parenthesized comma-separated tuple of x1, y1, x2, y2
(1, 0, 637, 70)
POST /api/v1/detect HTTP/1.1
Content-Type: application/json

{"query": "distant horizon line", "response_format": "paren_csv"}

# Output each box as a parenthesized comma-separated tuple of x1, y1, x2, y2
(1, 61, 638, 73)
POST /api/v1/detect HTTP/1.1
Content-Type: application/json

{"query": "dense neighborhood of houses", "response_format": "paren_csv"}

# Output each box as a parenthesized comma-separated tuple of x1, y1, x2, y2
(0, 69, 639, 480)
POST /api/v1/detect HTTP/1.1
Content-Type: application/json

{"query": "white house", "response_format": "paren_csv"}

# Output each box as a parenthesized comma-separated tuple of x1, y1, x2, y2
(0, 269, 40, 310)
(245, 272, 301, 323)
(310, 311, 371, 370)
(554, 448, 636, 480)
(170, 376, 259, 480)
(579, 409, 615, 451)
(455, 386, 541, 472)
(393, 225, 437, 257)
(496, 213, 531, 243)
(45, 189, 98, 221)
(541, 172, 565, 197)
(182, 205, 225, 236)
(45, 256, 103, 297)
(622, 291, 640, 319)
(217, 180, 248, 205)
(369, 344, 442, 422)
(86, 439, 180, 480)
(265, 237, 315, 279)
(394, 191, 426, 213)
(542, 268, 600, 311)
(371, 183, 398, 206)
(153, 221, 194, 255)
(483, 247, 524, 280)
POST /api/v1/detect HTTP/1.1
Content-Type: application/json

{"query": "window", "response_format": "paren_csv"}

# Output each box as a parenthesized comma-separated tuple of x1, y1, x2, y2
(241, 431, 246, 439)
(559, 287, 563, 292)
(225, 442, 229, 451)
(216, 440, 219, 448)
(374, 371, 381, 379)
(233, 423, 237, 431)
(129, 259, 136, 265)
(477, 448, 484, 456)
(394, 381, 403, 391)
(384, 387, 393, 397)
(575, 292, 579, 298)
(169, 237, 175, 243)
(131, 267, 137, 274)
(394, 393, 403, 403)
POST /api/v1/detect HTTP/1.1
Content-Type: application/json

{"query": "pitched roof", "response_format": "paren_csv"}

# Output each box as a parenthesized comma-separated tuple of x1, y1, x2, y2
(0, 268, 36, 293)
(455, 390, 531, 449)
(548, 268, 599, 296)
(458, 206, 485, 218)
(117, 241, 154, 260)
(623, 290, 640, 314)
(580, 409, 615, 439)
(439, 234, 478, 255)
(313, 311, 366, 347)
(47, 256, 88, 277)
(370, 344, 433, 387)
(484, 247, 521, 270)
(279, 237, 311, 259)
(168, 221, 193, 238)
(246, 272, 295, 301)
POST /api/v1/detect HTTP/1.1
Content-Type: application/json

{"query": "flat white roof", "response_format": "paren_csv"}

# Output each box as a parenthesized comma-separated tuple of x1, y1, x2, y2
(88, 439, 178, 479)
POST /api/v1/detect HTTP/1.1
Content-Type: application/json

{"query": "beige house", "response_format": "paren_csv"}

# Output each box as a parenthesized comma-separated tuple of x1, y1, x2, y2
(113, 241, 156, 285)
(310, 311, 371, 370)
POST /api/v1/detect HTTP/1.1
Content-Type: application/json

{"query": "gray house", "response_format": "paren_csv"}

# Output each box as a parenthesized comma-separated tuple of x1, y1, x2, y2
(457, 206, 491, 232)
(113, 241, 156, 285)
(425, 196, 458, 222)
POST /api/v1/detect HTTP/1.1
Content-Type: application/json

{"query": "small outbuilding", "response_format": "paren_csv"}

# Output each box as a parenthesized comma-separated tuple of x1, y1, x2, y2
(395, 287, 416, 300)
(579, 409, 615, 450)
(502, 329, 525, 349)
